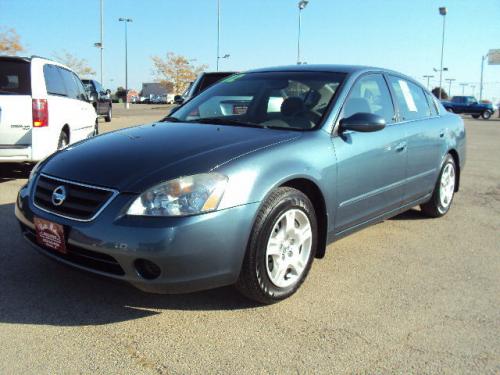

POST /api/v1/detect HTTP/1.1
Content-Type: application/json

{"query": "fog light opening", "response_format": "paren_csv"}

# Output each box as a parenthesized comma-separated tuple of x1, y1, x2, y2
(134, 259, 161, 280)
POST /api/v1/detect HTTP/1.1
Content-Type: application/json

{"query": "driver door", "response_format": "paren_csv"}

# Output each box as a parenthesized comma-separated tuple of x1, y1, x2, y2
(332, 73, 407, 233)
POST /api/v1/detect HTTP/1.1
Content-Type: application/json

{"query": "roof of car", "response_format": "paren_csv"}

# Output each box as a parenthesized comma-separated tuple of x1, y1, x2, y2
(246, 64, 388, 74)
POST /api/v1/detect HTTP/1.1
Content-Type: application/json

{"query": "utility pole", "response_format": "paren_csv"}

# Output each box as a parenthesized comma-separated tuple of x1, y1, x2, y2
(100, 0, 103, 84)
(216, 0, 220, 71)
(479, 53, 489, 101)
(423, 75, 434, 90)
(297, 0, 309, 64)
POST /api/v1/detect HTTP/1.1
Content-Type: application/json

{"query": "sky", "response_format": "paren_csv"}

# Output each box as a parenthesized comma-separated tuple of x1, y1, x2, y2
(1, 0, 500, 100)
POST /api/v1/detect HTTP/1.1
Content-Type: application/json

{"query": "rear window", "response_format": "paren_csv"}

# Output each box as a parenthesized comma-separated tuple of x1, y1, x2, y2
(0, 59, 31, 95)
(196, 73, 235, 94)
(43, 64, 66, 96)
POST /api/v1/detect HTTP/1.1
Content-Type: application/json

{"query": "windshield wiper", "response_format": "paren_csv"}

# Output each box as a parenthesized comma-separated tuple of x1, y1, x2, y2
(186, 117, 266, 129)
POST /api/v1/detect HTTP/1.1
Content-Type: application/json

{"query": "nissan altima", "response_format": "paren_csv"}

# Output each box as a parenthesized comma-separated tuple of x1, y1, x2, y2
(15, 65, 466, 304)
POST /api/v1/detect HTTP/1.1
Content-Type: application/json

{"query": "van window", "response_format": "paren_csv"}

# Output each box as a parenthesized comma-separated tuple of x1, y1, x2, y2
(388, 76, 431, 121)
(71, 73, 88, 101)
(43, 64, 66, 96)
(0, 59, 31, 95)
(59, 68, 81, 100)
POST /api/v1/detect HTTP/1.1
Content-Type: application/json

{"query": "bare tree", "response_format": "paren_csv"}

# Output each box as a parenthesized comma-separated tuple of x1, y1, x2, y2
(53, 50, 95, 76)
(0, 27, 24, 55)
(151, 52, 207, 94)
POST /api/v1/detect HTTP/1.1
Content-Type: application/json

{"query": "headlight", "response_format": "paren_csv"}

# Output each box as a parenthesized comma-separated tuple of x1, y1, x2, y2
(127, 173, 228, 217)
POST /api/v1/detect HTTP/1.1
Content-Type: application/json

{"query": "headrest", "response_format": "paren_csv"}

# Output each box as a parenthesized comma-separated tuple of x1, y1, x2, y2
(281, 97, 305, 116)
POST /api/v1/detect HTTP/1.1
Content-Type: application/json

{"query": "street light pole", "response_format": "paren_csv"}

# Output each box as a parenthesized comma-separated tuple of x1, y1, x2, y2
(459, 83, 468, 95)
(445, 78, 455, 97)
(438, 7, 447, 100)
(479, 53, 489, 101)
(423, 75, 434, 90)
(216, 0, 220, 71)
(100, 0, 103, 84)
(118, 17, 132, 109)
(297, 0, 309, 65)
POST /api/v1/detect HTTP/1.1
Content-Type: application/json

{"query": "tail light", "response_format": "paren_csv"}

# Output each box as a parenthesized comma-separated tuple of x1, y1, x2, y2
(32, 99, 48, 127)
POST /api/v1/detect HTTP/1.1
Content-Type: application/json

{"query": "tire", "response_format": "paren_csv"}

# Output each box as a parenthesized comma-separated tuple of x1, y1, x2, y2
(446, 107, 454, 113)
(471, 114, 480, 119)
(481, 110, 492, 120)
(57, 130, 69, 150)
(104, 105, 112, 122)
(420, 154, 456, 218)
(236, 187, 317, 304)
(93, 120, 99, 136)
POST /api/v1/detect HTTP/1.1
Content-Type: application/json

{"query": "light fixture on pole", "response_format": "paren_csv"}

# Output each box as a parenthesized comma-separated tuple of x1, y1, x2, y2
(118, 17, 132, 109)
(445, 78, 455, 97)
(438, 6, 447, 100)
(423, 75, 434, 90)
(297, 0, 309, 65)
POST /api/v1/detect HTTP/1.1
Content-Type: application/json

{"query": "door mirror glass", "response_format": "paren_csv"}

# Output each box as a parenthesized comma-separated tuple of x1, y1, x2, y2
(174, 95, 184, 104)
(340, 112, 386, 132)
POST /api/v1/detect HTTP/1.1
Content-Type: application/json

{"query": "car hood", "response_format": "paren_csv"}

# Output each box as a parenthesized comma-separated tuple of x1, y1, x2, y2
(41, 122, 299, 192)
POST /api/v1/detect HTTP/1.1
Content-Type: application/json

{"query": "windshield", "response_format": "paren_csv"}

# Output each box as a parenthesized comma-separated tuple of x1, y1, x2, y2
(171, 71, 345, 130)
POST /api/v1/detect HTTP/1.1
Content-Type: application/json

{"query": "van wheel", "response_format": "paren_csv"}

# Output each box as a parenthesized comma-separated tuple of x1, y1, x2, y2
(93, 120, 99, 136)
(57, 131, 69, 150)
(236, 187, 317, 304)
(105, 106, 112, 122)
(481, 110, 492, 120)
(420, 154, 456, 218)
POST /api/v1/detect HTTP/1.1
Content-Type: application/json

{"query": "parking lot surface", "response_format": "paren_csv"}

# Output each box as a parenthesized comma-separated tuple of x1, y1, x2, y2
(0, 108, 499, 374)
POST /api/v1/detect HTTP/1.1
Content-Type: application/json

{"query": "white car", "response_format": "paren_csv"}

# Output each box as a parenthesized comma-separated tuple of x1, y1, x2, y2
(0, 56, 97, 163)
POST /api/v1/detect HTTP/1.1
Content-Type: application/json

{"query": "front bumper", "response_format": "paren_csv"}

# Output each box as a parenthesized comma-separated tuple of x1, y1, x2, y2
(15, 182, 260, 293)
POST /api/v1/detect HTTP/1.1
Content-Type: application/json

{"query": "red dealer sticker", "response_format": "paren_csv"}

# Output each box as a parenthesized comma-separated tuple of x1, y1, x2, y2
(34, 217, 67, 254)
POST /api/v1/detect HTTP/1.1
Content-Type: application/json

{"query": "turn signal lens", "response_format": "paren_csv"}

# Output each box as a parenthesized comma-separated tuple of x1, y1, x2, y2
(32, 99, 48, 127)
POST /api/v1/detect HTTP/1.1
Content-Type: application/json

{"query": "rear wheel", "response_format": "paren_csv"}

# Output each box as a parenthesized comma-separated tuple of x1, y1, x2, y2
(104, 105, 112, 122)
(236, 187, 317, 304)
(93, 120, 99, 136)
(472, 114, 480, 119)
(446, 107, 454, 113)
(481, 110, 492, 120)
(420, 154, 456, 218)
(57, 130, 69, 150)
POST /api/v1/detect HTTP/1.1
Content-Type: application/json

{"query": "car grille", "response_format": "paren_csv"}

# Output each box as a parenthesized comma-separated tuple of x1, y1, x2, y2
(33, 174, 117, 221)
(20, 223, 125, 276)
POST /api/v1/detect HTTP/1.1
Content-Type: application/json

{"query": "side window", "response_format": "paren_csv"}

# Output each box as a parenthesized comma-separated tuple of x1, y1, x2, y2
(389, 76, 431, 121)
(425, 92, 438, 116)
(94, 81, 103, 93)
(342, 74, 395, 124)
(72, 74, 88, 101)
(58, 68, 80, 99)
(43, 64, 66, 96)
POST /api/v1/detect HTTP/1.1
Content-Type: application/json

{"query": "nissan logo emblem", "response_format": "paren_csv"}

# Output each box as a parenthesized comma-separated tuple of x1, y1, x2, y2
(51, 185, 67, 206)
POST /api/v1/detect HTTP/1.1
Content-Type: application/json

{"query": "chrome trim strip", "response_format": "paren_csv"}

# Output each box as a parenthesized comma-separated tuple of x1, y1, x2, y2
(32, 173, 119, 222)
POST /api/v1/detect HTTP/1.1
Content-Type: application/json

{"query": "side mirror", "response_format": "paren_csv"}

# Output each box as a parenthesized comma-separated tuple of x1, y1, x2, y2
(339, 113, 386, 133)
(174, 95, 184, 105)
(106, 89, 111, 95)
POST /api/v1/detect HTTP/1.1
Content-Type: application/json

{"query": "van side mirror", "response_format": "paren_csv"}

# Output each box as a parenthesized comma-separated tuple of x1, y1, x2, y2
(339, 113, 386, 133)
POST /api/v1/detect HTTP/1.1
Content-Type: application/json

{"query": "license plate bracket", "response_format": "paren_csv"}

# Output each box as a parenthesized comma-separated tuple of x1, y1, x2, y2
(34, 217, 67, 254)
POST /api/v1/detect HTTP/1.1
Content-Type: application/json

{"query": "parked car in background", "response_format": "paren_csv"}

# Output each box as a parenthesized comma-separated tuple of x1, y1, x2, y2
(16, 65, 465, 304)
(82, 79, 112, 122)
(441, 96, 494, 119)
(174, 71, 237, 104)
(0, 55, 97, 163)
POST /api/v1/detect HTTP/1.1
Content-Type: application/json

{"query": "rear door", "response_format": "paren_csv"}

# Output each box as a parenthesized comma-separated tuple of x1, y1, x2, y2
(0, 58, 32, 145)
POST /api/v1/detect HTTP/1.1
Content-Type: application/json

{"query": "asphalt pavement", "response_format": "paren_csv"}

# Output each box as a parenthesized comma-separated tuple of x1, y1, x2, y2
(0, 107, 499, 374)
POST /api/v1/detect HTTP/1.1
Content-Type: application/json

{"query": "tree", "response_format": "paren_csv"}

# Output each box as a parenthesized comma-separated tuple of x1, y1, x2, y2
(432, 87, 448, 100)
(151, 52, 207, 94)
(53, 50, 95, 76)
(0, 27, 24, 55)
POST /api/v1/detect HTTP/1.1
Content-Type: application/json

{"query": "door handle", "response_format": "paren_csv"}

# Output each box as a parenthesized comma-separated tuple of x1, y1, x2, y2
(395, 142, 407, 152)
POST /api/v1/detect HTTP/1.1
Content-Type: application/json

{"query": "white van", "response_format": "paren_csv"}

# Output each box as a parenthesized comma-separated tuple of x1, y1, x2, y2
(0, 56, 97, 163)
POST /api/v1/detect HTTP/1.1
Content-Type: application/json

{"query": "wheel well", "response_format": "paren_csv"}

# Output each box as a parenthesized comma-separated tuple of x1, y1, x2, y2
(448, 149, 460, 192)
(62, 124, 70, 143)
(281, 178, 328, 259)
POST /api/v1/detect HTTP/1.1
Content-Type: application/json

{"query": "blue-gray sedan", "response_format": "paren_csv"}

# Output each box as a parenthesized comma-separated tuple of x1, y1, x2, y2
(15, 65, 466, 303)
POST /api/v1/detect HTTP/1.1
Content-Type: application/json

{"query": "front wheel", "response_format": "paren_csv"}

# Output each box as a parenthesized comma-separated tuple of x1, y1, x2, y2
(420, 154, 456, 217)
(104, 106, 112, 122)
(481, 110, 492, 120)
(236, 187, 317, 304)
